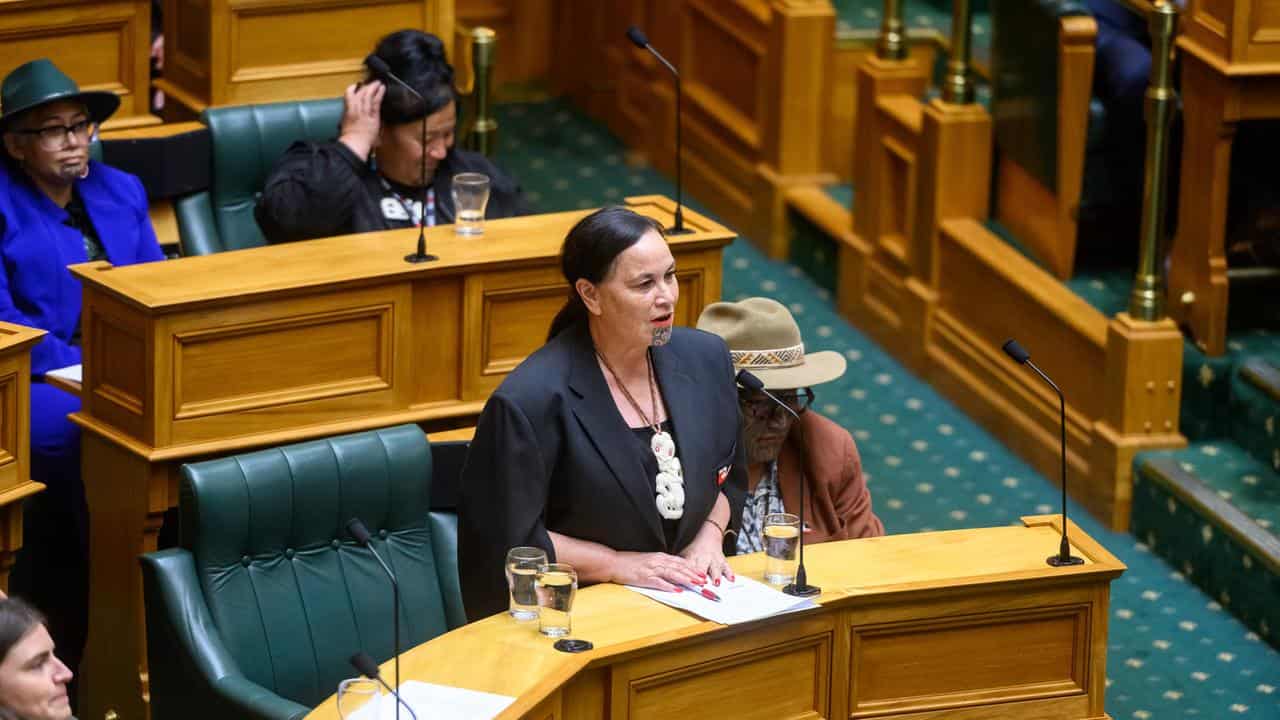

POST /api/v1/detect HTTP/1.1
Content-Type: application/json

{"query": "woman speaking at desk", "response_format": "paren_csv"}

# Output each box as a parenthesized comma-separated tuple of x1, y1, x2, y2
(459, 207, 747, 620)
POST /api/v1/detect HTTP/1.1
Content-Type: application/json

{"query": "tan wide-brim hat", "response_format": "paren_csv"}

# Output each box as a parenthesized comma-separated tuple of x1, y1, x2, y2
(696, 297, 846, 390)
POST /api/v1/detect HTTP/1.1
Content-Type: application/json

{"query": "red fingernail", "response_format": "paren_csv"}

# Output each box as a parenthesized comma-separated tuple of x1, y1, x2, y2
(674, 586, 683, 592)
(714, 578, 721, 586)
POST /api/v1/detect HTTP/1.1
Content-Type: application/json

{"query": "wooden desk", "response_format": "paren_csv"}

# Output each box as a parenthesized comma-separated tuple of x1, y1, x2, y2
(0, 323, 46, 593)
(307, 516, 1124, 720)
(67, 195, 732, 720)
(1170, 0, 1280, 354)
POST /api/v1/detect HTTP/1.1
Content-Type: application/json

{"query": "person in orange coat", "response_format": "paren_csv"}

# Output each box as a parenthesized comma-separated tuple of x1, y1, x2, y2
(697, 297, 884, 550)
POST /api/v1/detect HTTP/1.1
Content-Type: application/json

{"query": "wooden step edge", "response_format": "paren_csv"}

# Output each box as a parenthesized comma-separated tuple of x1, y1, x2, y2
(1136, 454, 1280, 577)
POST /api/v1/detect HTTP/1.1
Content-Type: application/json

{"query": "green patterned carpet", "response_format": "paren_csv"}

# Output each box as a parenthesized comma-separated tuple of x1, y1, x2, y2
(493, 98, 1280, 718)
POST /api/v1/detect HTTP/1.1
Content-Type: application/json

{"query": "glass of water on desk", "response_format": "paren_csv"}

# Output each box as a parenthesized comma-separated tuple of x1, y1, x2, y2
(763, 512, 801, 586)
(535, 563, 577, 637)
(452, 172, 490, 235)
(506, 546, 548, 621)
(337, 677, 382, 719)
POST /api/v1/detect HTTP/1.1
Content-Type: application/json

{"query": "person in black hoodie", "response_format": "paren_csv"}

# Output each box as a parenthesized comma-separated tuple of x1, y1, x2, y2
(255, 29, 527, 243)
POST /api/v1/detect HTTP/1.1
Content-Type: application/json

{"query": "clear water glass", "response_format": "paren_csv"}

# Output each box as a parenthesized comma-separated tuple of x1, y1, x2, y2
(506, 546, 547, 621)
(535, 563, 577, 637)
(452, 172, 490, 235)
(763, 512, 800, 585)
(337, 677, 383, 719)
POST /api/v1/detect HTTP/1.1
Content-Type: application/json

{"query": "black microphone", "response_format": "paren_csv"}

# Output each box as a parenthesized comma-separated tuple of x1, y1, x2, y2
(347, 517, 407, 720)
(364, 54, 438, 264)
(625, 26, 692, 235)
(349, 651, 418, 720)
(1001, 339, 1084, 567)
(735, 370, 821, 598)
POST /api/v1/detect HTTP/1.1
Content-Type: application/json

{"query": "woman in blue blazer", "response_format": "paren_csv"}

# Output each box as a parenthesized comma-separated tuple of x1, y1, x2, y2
(459, 207, 748, 620)
(0, 59, 164, 679)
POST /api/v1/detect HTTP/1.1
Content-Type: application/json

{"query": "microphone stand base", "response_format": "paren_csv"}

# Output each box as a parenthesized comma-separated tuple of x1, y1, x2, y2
(1046, 554, 1085, 567)
(404, 252, 439, 264)
(782, 582, 821, 598)
(665, 225, 695, 235)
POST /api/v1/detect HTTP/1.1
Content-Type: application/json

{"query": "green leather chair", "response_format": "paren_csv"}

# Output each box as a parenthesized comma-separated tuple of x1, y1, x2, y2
(140, 424, 464, 720)
(174, 98, 343, 256)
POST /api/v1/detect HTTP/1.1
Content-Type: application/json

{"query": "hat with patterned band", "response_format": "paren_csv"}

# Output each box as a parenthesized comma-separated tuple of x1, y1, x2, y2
(0, 59, 120, 132)
(696, 297, 846, 390)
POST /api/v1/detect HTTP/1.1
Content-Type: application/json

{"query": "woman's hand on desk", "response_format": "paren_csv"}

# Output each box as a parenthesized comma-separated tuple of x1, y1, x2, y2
(680, 522, 735, 585)
(610, 552, 706, 592)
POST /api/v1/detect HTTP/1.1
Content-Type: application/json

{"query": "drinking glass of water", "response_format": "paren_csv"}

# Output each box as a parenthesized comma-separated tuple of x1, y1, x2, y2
(506, 546, 547, 621)
(337, 677, 382, 719)
(762, 512, 800, 586)
(452, 172, 490, 235)
(535, 563, 577, 637)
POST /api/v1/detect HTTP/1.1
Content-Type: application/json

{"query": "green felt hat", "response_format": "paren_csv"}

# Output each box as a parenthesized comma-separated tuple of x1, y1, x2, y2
(0, 59, 120, 132)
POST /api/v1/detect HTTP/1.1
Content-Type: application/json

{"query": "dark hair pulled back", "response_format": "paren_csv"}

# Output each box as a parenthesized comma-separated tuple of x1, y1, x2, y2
(0, 598, 43, 666)
(547, 206, 665, 341)
(368, 29, 457, 126)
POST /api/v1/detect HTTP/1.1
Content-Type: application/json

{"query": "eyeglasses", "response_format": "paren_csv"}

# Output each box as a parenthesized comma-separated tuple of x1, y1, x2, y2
(14, 119, 97, 151)
(739, 388, 814, 421)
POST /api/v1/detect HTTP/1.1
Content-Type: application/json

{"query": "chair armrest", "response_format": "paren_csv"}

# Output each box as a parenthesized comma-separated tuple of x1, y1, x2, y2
(174, 191, 222, 256)
(141, 549, 310, 720)
(429, 511, 467, 630)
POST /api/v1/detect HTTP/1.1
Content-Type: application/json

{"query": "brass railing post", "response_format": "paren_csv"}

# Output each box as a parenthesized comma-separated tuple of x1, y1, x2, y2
(1129, 2, 1179, 320)
(941, 0, 975, 103)
(469, 27, 497, 156)
(877, 0, 908, 61)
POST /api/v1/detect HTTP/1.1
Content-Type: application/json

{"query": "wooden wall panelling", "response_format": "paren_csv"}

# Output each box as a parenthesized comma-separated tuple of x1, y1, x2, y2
(1182, 0, 1280, 66)
(0, 0, 157, 129)
(0, 324, 45, 592)
(750, 0, 837, 258)
(993, 15, 1097, 281)
(455, 0, 552, 88)
(159, 0, 455, 115)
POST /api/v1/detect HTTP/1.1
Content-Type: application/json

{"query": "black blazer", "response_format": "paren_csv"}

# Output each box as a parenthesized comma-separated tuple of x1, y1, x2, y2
(458, 323, 749, 620)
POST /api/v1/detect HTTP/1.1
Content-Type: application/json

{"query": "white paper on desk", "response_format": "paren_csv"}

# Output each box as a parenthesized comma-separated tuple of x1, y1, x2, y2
(626, 575, 818, 625)
(46, 364, 82, 383)
(346, 680, 515, 720)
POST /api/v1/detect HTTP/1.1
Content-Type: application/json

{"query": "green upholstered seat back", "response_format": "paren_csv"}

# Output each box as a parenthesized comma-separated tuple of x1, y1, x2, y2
(200, 98, 343, 252)
(179, 424, 456, 709)
(991, 0, 1090, 193)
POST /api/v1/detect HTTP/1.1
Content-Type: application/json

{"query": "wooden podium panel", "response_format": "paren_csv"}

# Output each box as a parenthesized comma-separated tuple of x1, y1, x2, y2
(68, 196, 732, 720)
(158, 0, 455, 114)
(307, 516, 1123, 720)
(0, 0, 157, 130)
(0, 323, 46, 593)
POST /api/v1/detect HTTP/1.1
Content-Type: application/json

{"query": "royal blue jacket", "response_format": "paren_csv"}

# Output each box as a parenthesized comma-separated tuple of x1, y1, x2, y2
(0, 159, 163, 375)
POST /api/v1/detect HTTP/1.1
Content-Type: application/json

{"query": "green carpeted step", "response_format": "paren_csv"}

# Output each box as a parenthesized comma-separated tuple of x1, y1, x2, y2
(1132, 443, 1280, 649)
(1231, 358, 1280, 472)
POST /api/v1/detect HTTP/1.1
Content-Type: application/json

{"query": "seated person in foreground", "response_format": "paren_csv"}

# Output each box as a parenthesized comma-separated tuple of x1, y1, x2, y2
(697, 298, 883, 550)
(0, 598, 74, 720)
(0, 59, 164, 680)
(458, 206, 747, 620)
(256, 29, 526, 242)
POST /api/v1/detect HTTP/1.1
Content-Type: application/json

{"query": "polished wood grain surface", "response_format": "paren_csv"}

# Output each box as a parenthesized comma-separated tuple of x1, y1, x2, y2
(306, 516, 1124, 720)
(158, 0, 455, 116)
(71, 196, 732, 720)
(0, 0, 158, 130)
(0, 323, 46, 593)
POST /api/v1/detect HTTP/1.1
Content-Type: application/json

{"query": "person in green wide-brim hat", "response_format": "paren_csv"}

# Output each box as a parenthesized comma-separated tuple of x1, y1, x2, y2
(697, 297, 884, 554)
(1, 58, 164, 701)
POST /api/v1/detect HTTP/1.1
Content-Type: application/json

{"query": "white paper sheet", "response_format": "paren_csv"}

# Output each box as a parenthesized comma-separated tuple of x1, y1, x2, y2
(346, 680, 515, 720)
(626, 575, 818, 625)
(46, 364, 82, 384)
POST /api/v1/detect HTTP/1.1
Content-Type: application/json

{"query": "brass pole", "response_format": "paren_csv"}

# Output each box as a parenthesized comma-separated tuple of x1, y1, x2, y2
(469, 27, 498, 157)
(941, 0, 975, 103)
(1129, 2, 1178, 320)
(876, 0, 908, 61)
